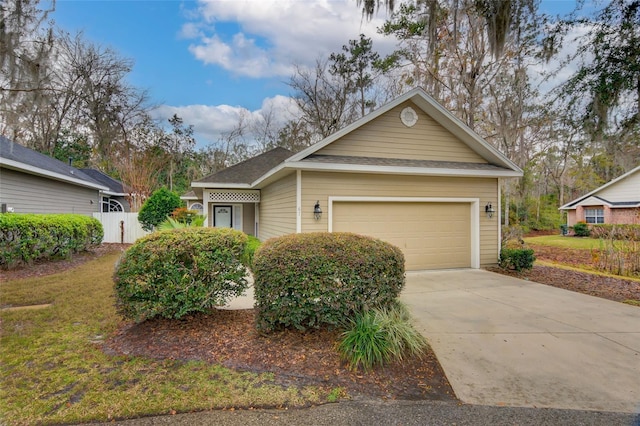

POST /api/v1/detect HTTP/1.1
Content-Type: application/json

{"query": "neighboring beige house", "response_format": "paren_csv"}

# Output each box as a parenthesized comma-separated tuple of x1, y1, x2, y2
(560, 165, 640, 227)
(183, 88, 522, 271)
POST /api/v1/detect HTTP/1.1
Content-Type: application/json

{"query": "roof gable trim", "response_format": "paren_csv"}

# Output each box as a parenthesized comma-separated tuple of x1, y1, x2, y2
(286, 87, 522, 174)
(1, 158, 109, 191)
(559, 165, 640, 210)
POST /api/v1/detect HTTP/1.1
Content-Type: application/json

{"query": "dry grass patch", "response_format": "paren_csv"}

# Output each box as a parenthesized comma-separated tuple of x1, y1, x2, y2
(0, 251, 326, 425)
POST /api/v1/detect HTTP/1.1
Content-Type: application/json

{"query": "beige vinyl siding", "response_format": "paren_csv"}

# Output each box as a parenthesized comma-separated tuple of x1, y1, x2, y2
(315, 101, 486, 163)
(598, 171, 640, 202)
(258, 172, 297, 241)
(300, 171, 499, 266)
(0, 168, 100, 215)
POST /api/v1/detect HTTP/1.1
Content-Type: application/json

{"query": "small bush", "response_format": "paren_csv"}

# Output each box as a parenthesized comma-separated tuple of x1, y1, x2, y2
(0, 213, 103, 269)
(572, 222, 590, 237)
(138, 188, 182, 231)
(113, 228, 249, 322)
(499, 247, 536, 272)
(252, 232, 405, 332)
(337, 302, 427, 371)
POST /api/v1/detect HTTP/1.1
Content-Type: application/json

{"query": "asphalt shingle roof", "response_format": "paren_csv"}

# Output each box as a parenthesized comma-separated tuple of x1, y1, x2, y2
(302, 154, 512, 172)
(79, 169, 128, 194)
(195, 147, 293, 185)
(0, 136, 102, 187)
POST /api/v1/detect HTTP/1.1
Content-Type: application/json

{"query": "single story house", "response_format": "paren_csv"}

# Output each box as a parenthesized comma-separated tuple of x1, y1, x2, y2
(560, 165, 640, 226)
(184, 88, 523, 271)
(0, 136, 126, 216)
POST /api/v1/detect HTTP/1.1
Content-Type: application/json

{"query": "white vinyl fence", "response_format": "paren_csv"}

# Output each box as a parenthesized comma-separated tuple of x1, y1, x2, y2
(93, 212, 151, 244)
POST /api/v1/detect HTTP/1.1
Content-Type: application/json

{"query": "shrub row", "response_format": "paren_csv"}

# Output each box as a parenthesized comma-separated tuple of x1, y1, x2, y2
(589, 224, 640, 241)
(252, 232, 405, 332)
(0, 213, 103, 269)
(113, 228, 249, 322)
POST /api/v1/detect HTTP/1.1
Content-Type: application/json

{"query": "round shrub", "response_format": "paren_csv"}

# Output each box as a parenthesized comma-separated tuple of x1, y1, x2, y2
(252, 232, 405, 332)
(114, 227, 249, 322)
(572, 221, 590, 237)
(138, 188, 182, 231)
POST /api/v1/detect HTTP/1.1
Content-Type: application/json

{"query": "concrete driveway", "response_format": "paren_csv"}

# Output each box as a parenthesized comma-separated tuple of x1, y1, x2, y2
(401, 269, 640, 414)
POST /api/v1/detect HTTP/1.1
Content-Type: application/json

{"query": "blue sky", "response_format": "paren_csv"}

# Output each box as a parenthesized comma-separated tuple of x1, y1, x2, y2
(50, 0, 581, 146)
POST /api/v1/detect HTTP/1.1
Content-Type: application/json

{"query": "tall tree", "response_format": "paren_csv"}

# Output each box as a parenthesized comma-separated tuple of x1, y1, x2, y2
(288, 60, 358, 140)
(0, 0, 56, 142)
(162, 114, 195, 191)
(329, 34, 380, 117)
(545, 0, 640, 179)
(358, 0, 534, 58)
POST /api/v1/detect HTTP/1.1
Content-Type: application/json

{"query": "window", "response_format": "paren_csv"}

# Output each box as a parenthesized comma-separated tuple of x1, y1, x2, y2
(584, 208, 604, 224)
(102, 197, 124, 212)
(190, 203, 204, 214)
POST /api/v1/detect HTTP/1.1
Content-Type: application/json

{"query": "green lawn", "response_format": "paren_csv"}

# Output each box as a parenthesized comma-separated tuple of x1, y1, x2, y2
(0, 251, 325, 425)
(525, 235, 608, 250)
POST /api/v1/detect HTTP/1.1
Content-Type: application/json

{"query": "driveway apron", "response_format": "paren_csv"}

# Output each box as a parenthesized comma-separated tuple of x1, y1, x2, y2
(401, 269, 640, 413)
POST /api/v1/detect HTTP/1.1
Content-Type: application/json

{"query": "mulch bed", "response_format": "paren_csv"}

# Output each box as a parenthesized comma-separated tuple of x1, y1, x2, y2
(489, 242, 640, 303)
(103, 309, 455, 401)
(488, 265, 640, 302)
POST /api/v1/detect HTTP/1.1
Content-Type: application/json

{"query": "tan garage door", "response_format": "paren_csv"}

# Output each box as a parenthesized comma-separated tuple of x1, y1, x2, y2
(332, 202, 471, 270)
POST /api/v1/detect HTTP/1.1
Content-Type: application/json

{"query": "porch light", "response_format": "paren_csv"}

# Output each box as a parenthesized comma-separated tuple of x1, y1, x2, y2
(485, 202, 495, 219)
(314, 201, 322, 221)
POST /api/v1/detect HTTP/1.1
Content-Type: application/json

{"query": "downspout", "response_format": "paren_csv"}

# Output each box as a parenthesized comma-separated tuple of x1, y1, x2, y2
(296, 170, 302, 233)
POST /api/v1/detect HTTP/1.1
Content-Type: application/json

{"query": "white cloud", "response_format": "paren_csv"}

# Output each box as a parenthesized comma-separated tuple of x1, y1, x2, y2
(182, 0, 397, 78)
(151, 95, 300, 147)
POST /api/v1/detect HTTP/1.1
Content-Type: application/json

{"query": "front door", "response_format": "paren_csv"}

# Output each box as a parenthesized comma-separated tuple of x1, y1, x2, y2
(214, 205, 232, 228)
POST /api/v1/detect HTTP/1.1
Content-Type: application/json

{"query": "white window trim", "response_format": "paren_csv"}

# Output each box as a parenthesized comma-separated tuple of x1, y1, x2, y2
(584, 208, 605, 224)
(327, 196, 480, 269)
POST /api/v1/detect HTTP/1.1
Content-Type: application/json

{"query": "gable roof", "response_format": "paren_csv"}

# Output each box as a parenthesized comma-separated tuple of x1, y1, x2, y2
(0, 137, 108, 191)
(560, 165, 640, 210)
(79, 169, 130, 196)
(193, 147, 293, 188)
(287, 88, 522, 172)
(191, 88, 522, 190)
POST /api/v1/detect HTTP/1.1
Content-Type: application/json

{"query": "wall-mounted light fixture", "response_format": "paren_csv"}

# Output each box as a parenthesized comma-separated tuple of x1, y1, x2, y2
(314, 200, 322, 221)
(485, 202, 495, 219)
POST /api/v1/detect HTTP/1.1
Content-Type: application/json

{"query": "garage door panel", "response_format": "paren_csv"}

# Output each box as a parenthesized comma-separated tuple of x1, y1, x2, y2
(333, 202, 471, 270)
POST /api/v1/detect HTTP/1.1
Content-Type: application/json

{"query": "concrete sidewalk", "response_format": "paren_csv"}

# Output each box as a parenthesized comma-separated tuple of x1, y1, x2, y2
(401, 269, 640, 414)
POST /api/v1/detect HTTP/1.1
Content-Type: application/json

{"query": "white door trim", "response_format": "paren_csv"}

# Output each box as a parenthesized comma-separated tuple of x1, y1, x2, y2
(328, 196, 480, 269)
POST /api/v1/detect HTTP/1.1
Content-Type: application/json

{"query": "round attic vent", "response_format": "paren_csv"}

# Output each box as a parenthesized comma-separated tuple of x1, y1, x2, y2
(400, 107, 418, 127)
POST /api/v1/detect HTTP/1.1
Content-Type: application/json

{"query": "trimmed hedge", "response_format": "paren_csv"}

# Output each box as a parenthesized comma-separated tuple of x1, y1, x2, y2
(113, 228, 249, 322)
(589, 224, 640, 241)
(0, 213, 103, 269)
(499, 247, 536, 272)
(252, 232, 405, 332)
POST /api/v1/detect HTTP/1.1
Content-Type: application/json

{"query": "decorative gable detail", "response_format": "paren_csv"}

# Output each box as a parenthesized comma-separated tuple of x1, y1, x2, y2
(207, 189, 260, 203)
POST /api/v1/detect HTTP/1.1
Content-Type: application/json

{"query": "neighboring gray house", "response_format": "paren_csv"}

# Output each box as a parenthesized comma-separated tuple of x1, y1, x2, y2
(80, 168, 133, 212)
(0, 137, 110, 215)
